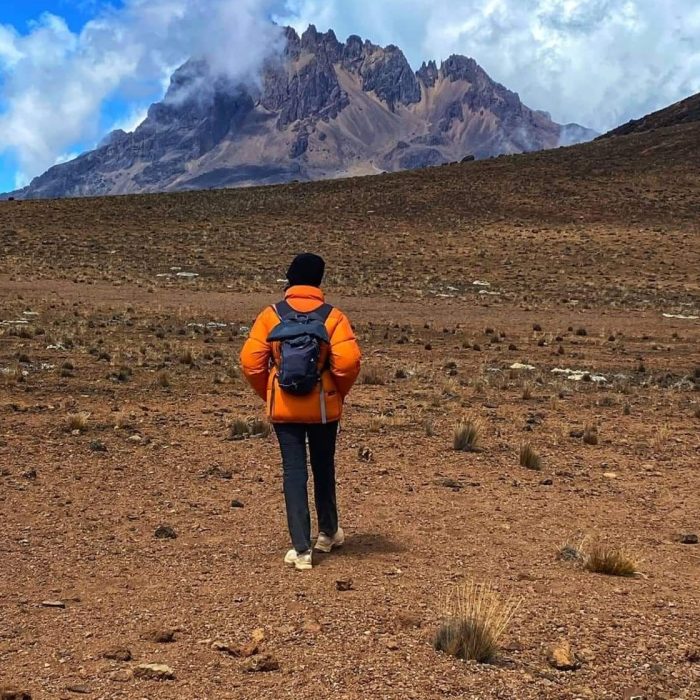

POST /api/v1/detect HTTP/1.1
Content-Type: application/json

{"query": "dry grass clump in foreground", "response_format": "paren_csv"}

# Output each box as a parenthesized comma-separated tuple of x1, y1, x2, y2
(65, 412, 90, 433)
(453, 419, 481, 452)
(584, 541, 638, 577)
(434, 582, 521, 664)
(519, 443, 541, 470)
(360, 365, 387, 385)
(228, 418, 271, 440)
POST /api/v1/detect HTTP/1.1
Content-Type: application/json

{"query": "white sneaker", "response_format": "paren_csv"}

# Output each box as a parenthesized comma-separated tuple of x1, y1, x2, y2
(315, 527, 345, 553)
(284, 548, 313, 571)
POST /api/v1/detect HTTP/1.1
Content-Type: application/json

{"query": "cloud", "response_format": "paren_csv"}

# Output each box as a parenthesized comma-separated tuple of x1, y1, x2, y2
(277, 0, 700, 132)
(0, 0, 284, 187)
(2, 0, 700, 188)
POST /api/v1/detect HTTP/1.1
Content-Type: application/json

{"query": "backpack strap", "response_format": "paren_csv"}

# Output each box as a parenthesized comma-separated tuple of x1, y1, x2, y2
(313, 303, 333, 323)
(271, 299, 294, 320)
(272, 300, 333, 323)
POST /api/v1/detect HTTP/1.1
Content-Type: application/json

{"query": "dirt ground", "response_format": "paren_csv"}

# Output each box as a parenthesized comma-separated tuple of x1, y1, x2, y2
(1, 127, 699, 699)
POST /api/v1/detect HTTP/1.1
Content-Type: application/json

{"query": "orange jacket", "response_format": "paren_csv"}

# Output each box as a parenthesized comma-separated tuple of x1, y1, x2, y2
(240, 286, 361, 423)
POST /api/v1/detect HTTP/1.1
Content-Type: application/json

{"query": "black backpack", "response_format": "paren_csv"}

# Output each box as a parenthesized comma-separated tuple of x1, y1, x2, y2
(267, 300, 333, 395)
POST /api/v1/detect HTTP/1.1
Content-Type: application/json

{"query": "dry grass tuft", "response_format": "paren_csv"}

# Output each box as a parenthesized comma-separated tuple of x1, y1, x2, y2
(453, 419, 481, 452)
(584, 541, 638, 577)
(65, 412, 90, 433)
(519, 443, 541, 470)
(157, 370, 171, 388)
(249, 419, 271, 438)
(434, 582, 521, 664)
(360, 365, 387, 386)
(521, 383, 533, 400)
(228, 418, 250, 440)
(582, 424, 598, 445)
(179, 348, 196, 366)
(228, 418, 271, 440)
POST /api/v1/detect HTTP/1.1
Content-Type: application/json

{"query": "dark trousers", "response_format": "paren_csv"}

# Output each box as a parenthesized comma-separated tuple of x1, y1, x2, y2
(273, 421, 339, 553)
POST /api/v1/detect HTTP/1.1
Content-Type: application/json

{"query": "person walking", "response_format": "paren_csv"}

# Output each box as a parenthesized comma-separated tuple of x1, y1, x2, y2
(240, 253, 361, 570)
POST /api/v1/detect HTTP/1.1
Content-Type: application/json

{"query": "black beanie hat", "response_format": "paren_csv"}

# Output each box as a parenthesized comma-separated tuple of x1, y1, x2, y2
(286, 253, 325, 288)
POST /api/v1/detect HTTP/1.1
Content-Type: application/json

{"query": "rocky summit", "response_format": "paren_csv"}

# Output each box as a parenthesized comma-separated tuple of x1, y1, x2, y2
(12, 25, 597, 199)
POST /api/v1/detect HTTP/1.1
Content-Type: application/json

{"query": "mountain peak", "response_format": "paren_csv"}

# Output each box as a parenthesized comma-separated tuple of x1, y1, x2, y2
(11, 24, 597, 199)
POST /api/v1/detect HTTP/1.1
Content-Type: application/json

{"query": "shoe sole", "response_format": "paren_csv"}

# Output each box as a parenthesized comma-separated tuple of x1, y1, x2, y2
(285, 554, 313, 570)
(314, 537, 345, 554)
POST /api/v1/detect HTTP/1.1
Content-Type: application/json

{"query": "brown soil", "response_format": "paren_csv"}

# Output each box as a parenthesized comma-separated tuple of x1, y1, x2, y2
(1, 127, 699, 699)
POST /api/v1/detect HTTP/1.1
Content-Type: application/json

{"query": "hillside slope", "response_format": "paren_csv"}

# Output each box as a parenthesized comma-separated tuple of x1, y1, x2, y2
(601, 92, 700, 138)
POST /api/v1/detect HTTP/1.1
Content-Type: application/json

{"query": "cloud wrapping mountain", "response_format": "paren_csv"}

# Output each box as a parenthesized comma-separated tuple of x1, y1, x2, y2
(1, 0, 699, 188)
(12, 26, 598, 199)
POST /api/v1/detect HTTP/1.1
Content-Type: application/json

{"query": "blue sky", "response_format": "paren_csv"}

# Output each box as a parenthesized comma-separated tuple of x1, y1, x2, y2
(1, 0, 699, 193)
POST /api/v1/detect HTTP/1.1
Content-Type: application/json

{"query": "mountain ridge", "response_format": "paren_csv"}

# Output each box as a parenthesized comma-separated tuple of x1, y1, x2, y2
(7, 25, 598, 200)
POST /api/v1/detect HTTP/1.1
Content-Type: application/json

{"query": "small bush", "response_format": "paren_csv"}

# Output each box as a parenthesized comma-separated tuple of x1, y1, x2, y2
(361, 365, 386, 386)
(519, 443, 541, 470)
(179, 348, 196, 366)
(583, 425, 598, 445)
(423, 417, 435, 437)
(434, 582, 521, 664)
(157, 371, 171, 388)
(229, 418, 250, 440)
(521, 384, 533, 400)
(65, 412, 90, 433)
(249, 419, 271, 438)
(453, 419, 480, 452)
(584, 542, 638, 577)
(623, 403, 631, 416)
(575, 327, 588, 337)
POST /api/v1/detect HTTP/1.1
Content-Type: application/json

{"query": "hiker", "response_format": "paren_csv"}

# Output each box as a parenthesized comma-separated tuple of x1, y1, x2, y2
(240, 253, 361, 570)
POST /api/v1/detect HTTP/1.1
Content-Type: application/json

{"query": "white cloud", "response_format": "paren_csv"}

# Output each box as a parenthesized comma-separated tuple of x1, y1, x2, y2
(0, 0, 284, 187)
(2, 0, 700, 188)
(277, 0, 700, 131)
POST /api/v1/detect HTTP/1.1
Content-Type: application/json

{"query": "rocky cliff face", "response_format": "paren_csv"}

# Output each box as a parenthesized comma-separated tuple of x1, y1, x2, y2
(12, 25, 597, 199)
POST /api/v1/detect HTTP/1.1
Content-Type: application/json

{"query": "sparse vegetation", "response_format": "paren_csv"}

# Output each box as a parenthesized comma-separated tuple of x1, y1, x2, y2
(180, 348, 196, 366)
(519, 443, 541, 470)
(584, 541, 638, 577)
(583, 424, 599, 445)
(229, 418, 250, 440)
(65, 412, 90, 433)
(228, 418, 271, 440)
(360, 365, 387, 385)
(157, 370, 171, 388)
(434, 582, 521, 664)
(453, 419, 481, 452)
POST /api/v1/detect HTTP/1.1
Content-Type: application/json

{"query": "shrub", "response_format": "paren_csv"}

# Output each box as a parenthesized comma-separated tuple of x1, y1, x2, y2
(434, 582, 521, 664)
(519, 443, 541, 470)
(229, 418, 250, 440)
(453, 419, 480, 452)
(584, 542, 638, 577)
(423, 417, 435, 437)
(360, 365, 386, 385)
(583, 425, 598, 445)
(249, 419, 271, 438)
(179, 348, 196, 366)
(65, 412, 90, 433)
(521, 384, 533, 400)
